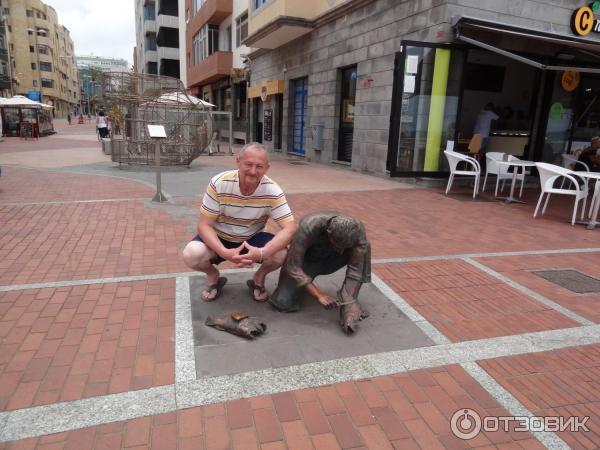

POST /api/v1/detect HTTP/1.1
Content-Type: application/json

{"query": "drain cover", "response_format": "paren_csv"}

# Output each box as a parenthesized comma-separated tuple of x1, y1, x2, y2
(534, 269, 600, 293)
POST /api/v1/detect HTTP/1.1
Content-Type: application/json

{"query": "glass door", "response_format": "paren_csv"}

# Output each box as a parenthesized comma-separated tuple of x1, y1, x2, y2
(388, 42, 465, 176)
(337, 66, 357, 162)
(291, 77, 308, 155)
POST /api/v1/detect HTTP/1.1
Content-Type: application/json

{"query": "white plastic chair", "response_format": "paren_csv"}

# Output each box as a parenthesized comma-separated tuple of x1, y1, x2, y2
(443, 149, 481, 199)
(560, 153, 589, 189)
(483, 152, 512, 197)
(533, 162, 588, 225)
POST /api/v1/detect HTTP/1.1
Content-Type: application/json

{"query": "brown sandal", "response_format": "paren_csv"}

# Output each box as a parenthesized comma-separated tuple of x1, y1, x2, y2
(246, 279, 269, 303)
(201, 277, 228, 302)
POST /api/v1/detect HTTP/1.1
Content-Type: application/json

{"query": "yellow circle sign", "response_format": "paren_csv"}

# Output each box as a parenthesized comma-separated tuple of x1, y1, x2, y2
(571, 6, 595, 36)
(562, 71, 581, 92)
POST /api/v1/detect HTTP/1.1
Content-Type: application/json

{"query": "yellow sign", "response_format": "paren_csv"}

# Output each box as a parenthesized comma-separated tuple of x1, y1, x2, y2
(571, 5, 596, 36)
(561, 71, 581, 92)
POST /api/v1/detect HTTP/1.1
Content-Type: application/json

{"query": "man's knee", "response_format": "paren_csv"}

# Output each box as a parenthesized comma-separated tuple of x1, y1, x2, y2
(182, 241, 213, 270)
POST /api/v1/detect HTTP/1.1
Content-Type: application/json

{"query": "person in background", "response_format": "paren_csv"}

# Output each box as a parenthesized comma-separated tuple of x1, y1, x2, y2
(67, 113, 71, 125)
(577, 136, 600, 171)
(473, 102, 500, 154)
(96, 111, 109, 139)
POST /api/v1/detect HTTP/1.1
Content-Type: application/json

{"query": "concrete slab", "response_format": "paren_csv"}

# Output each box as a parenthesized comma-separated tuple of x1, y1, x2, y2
(189, 269, 434, 378)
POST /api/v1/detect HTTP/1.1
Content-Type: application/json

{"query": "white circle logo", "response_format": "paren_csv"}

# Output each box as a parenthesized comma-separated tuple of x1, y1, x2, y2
(451, 408, 482, 440)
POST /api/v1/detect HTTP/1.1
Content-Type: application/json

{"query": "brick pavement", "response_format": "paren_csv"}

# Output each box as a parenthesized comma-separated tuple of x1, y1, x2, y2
(1, 143, 599, 448)
(476, 253, 600, 323)
(0, 279, 174, 411)
(0, 366, 547, 450)
(480, 344, 600, 450)
(373, 260, 581, 342)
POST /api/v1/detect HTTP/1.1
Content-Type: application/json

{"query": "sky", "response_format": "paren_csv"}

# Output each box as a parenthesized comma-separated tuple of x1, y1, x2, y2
(46, 0, 135, 66)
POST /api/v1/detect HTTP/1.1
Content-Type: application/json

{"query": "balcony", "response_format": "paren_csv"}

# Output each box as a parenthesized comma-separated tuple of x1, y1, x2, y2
(188, 0, 231, 36)
(157, 13, 178, 29)
(187, 51, 232, 87)
(143, 19, 156, 34)
(158, 46, 179, 61)
(245, 0, 365, 49)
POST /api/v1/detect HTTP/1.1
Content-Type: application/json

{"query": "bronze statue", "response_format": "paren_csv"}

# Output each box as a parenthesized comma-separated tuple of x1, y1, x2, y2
(205, 311, 267, 339)
(269, 213, 371, 334)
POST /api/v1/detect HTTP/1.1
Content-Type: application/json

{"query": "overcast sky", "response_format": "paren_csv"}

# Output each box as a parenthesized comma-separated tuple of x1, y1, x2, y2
(46, 0, 135, 66)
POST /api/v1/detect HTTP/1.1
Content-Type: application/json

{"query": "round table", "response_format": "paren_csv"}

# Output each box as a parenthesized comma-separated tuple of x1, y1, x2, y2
(496, 159, 537, 204)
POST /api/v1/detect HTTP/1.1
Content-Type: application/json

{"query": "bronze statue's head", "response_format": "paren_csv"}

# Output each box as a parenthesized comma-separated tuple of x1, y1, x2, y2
(327, 215, 360, 252)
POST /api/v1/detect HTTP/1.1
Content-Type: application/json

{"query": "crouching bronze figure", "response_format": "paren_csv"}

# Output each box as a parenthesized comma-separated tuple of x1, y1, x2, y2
(269, 212, 371, 334)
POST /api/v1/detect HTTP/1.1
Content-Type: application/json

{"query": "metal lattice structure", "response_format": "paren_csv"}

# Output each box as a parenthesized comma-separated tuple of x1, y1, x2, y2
(102, 72, 217, 166)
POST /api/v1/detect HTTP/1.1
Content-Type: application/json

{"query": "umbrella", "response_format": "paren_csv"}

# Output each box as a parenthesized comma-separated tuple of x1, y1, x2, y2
(0, 95, 53, 109)
(155, 92, 216, 108)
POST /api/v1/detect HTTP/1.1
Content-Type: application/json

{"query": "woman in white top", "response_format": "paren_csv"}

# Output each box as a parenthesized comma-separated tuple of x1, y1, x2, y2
(96, 111, 109, 139)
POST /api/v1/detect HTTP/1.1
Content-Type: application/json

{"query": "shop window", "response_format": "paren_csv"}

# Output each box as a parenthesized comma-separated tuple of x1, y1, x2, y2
(389, 44, 465, 174)
(236, 11, 248, 47)
(464, 63, 505, 92)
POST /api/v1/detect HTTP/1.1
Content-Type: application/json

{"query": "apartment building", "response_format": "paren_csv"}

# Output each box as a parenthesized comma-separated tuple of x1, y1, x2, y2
(0, 0, 11, 96)
(185, 0, 251, 141)
(244, 0, 600, 178)
(3, 0, 79, 116)
(134, 0, 180, 78)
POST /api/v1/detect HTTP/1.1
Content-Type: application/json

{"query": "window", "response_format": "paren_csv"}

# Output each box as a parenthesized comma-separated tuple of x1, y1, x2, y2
(40, 62, 52, 72)
(254, 0, 269, 9)
(193, 24, 219, 64)
(33, 80, 37, 87)
(41, 78, 53, 88)
(225, 25, 232, 52)
(36, 11, 41, 18)
(26, 9, 33, 17)
(37, 44, 50, 55)
(0, 35, 5, 50)
(0, 62, 7, 76)
(29, 45, 34, 53)
(43, 13, 47, 20)
(145, 33, 157, 51)
(3, 8, 9, 15)
(236, 12, 248, 47)
(8, 25, 12, 32)
(31, 63, 36, 70)
(144, 2, 155, 20)
(147, 61, 157, 74)
(192, 0, 206, 15)
(28, 29, 33, 35)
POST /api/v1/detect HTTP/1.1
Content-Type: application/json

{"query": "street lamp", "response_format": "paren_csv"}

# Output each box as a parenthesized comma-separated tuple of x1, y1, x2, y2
(26, 27, 45, 103)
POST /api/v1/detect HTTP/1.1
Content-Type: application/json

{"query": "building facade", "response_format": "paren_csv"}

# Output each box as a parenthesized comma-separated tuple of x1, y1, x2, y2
(0, 0, 11, 97)
(4, 0, 79, 116)
(185, 0, 251, 143)
(245, 0, 600, 177)
(134, 0, 180, 78)
(76, 55, 129, 115)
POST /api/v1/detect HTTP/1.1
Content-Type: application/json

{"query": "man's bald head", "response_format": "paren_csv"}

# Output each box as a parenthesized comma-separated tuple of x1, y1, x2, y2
(238, 143, 269, 162)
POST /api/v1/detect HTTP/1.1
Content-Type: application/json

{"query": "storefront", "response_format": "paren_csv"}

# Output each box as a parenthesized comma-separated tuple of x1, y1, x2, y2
(245, 0, 600, 177)
(387, 15, 600, 177)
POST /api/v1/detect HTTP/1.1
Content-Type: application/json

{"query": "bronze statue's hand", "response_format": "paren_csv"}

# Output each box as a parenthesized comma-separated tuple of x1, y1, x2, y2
(316, 294, 338, 310)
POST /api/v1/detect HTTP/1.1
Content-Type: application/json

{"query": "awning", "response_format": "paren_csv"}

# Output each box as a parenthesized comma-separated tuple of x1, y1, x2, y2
(454, 17, 600, 74)
(248, 80, 285, 99)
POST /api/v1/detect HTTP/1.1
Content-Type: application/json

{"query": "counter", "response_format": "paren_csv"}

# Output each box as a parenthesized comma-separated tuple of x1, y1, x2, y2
(487, 131, 530, 156)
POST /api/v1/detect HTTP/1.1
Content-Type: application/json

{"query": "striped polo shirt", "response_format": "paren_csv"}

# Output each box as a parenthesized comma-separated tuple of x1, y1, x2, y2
(200, 170, 294, 242)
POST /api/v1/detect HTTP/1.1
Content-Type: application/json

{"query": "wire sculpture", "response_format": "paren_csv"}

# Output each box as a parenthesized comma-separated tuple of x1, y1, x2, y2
(101, 72, 216, 166)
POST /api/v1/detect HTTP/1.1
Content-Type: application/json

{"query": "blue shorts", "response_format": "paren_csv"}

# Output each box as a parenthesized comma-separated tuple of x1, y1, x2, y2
(192, 232, 274, 265)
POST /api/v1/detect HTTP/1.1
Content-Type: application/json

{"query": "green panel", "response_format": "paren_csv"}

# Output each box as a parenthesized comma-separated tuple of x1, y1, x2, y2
(424, 48, 451, 171)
